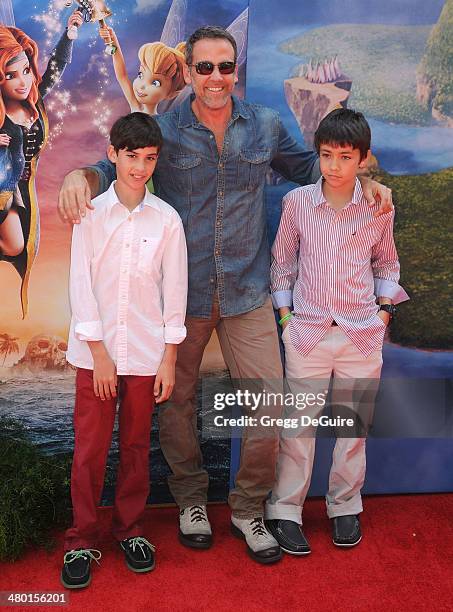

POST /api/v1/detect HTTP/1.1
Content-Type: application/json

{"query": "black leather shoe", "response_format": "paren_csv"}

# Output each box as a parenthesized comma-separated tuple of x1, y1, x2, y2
(61, 548, 101, 589)
(120, 536, 155, 572)
(266, 519, 311, 555)
(332, 515, 362, 547)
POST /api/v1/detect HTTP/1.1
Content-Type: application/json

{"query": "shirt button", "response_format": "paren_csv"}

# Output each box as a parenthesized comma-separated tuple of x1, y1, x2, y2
(215, 250, 220, 256)
(210, 134, 214, 139)
(125, 243, 130, 248)
(219, 191, 224, 196)
(210, 278, 214, 283)
(216, 221, 221, 227)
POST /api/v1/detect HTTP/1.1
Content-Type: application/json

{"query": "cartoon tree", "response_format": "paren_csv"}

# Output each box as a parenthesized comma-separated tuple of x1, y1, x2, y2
(0, 333, 19, 366)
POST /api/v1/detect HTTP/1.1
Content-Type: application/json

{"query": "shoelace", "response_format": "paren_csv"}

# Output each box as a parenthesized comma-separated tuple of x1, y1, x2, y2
(250, 518, 268, 537)
(64, 548, 102, 566)
(187, 505, 208, 523)
(125, 537, 155, 558)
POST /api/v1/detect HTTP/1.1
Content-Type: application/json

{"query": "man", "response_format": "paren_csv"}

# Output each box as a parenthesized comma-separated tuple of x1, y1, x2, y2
(58, 26, 392, 565)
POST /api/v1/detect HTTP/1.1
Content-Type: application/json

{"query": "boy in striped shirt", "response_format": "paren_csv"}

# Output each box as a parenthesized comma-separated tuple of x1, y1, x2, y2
(265, 109, 409, 554)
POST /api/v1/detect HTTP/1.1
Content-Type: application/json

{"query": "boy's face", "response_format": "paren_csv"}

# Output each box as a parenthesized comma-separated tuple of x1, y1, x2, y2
(319, 143, 369, 190)
(107, 145, 159, 192)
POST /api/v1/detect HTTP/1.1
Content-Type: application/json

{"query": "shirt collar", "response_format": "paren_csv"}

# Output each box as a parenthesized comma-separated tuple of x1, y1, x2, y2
(106, 181, 161, 213)
(178, 94, 250, 128)
(312, 176, 364, 208)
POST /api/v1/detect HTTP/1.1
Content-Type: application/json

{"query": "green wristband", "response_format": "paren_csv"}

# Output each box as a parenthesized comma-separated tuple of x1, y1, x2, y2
(278, 312, 293, 326)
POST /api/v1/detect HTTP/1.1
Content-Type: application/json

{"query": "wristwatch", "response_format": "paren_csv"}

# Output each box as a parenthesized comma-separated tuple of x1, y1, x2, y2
(379, 304, 397, 320)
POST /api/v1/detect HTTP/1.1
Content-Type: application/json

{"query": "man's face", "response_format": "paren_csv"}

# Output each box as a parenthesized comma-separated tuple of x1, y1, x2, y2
(319, 143, 368, 190)
(107, 145, 159, 192)
(183, 37, 237, 111)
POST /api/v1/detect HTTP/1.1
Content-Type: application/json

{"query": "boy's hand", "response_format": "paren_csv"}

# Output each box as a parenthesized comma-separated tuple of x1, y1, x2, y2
(377, 310, 390, 326)
(359, 176, 393, 217)
(93, 352, 117, 401)
(154, 344, 177, 404)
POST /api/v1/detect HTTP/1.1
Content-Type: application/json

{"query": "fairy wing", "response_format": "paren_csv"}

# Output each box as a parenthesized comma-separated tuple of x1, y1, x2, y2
(157, 5, 249, 114)
(0, 0, 15, 25)
(160, 0, 187, 48)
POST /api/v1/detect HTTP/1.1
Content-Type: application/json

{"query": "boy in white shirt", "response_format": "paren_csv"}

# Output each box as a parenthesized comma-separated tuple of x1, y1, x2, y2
(61, 112, 187, 588)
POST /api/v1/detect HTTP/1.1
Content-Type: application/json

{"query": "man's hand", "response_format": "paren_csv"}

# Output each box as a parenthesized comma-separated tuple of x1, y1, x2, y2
(358, 176, 393, 217)
(57, 169, 95, 224)
(154, 344, 177, 404)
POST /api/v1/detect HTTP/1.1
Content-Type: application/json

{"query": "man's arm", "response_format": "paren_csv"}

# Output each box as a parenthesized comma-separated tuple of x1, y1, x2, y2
(57, 159, 116, 223)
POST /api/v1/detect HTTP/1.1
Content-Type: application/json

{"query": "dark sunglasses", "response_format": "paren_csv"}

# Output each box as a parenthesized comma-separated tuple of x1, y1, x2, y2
(190, 61, 236, 75)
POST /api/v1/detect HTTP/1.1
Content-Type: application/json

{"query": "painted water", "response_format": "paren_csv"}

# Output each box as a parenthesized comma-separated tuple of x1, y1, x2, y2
(0, 369, 231, 505)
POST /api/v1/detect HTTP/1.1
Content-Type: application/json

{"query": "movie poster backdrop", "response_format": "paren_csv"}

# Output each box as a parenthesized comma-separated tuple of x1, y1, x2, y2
(0, 0, 452, 504)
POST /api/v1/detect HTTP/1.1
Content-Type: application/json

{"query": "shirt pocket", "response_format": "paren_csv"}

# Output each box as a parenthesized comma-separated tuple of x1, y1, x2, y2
(238, 149, 271, 192)
(167, 153, 203, 194)
(137, 236, 160, 277)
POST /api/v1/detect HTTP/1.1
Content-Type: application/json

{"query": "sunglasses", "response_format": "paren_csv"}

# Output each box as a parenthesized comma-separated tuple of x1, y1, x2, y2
(190, 61, 236, 75)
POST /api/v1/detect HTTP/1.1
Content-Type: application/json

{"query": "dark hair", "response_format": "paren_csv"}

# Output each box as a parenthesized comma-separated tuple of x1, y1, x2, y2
(109, 112, 163, 152)
(185, 25, 237, 65)
(314, 108, 371, 160)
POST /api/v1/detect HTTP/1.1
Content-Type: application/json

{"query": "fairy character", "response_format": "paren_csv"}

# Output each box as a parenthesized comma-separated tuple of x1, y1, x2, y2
(0, 11, 83, 317)
(99, 25, 186, 115)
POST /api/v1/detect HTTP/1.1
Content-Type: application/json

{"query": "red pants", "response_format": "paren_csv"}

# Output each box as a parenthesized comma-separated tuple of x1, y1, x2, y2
(64, 368, 155, 551)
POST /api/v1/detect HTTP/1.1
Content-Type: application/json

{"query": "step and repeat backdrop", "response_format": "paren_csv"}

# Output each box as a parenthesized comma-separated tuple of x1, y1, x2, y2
(0, 0, 452, 504)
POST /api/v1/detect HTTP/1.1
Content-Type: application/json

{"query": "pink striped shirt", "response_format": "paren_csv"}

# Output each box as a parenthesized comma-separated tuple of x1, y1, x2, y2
(271, 177, 409, 357)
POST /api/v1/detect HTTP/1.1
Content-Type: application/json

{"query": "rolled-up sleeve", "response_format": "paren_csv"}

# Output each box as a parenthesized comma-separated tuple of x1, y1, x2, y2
(161, 211, 188, 344)
(372, 211, 410, 304)
(270, 191, 300, 309)
(69, 214, 103, 341)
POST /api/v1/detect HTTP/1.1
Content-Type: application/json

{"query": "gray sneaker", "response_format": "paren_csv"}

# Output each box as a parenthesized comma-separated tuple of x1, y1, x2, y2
(179, 505, 212, 549)
(231, 516, 282, 564)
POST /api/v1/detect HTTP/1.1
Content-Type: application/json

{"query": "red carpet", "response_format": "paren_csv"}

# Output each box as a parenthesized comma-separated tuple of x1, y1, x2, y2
(2, 494, 453, 612)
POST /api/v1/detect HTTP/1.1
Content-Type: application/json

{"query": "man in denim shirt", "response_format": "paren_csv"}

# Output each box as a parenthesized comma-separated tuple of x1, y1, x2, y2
(58, 26, 392, 565)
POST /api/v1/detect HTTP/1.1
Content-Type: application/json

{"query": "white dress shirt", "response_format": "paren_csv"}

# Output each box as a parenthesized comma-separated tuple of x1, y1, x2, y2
(271, 177, 409, 357)
(67, 182, 187, 375)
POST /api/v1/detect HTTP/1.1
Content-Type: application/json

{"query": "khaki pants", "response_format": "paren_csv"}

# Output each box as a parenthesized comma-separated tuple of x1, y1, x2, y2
(158, 298, 283, 519)
(266, 326, 383, 523)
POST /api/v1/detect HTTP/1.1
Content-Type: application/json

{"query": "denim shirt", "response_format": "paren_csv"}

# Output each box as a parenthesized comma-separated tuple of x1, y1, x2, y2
(91, 95, 319, 318)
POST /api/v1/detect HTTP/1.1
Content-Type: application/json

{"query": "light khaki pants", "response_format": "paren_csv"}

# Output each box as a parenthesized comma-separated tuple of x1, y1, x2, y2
(265, 326, 382, 523)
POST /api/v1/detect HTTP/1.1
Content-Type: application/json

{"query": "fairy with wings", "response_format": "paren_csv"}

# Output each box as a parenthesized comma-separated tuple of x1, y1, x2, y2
(99, 0, 249, 115)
